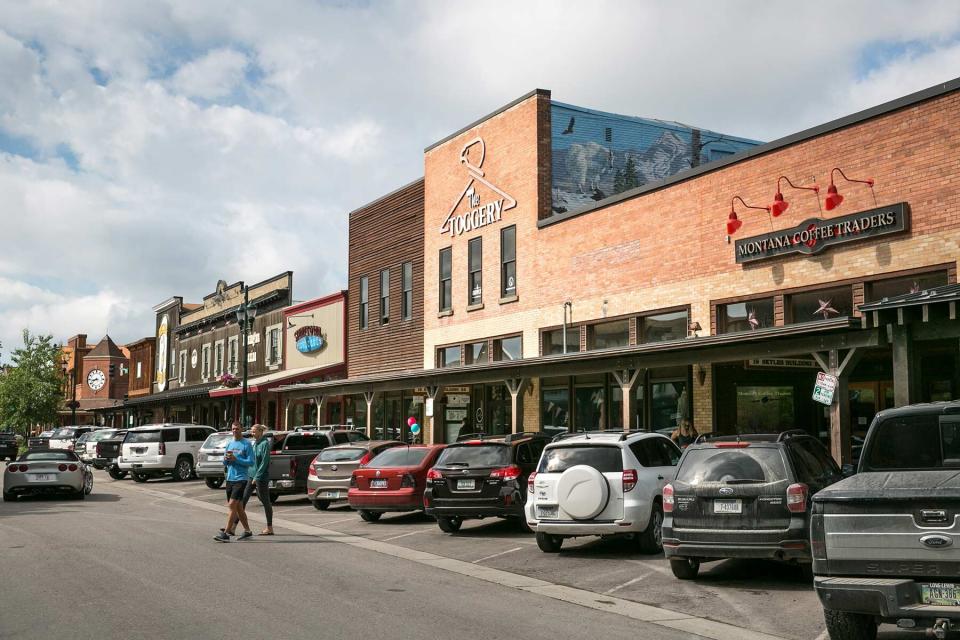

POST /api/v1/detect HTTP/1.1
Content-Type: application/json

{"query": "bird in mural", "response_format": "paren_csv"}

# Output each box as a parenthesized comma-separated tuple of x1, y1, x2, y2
(813, 299, 839, 320)
(562, 117, 575, 135)
(747, 308, 760, 330)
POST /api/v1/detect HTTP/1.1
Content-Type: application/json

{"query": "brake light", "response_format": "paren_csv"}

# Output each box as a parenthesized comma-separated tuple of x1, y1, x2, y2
(465, 440, 483, 445)
(349, 473, 358, 488)
(400, 473, 415, 488)
(18, 464, 28, 472)
(358, 452, 373, 467)
(663, 484, 674, 512)
(7, 464, 16, 472)
(67, 444, 74, 451)
(811, 512, 827, 561)
(58, 464, 68, 471)
(490, 465, 522, 481)
(158, 442, 166, 456)
(622, 469, 638, 492)
(786, 483, 808, 513)
(527, 471, 537, 494)
(68, 464, 77, 471)
(714, 442, 750, 448)
(426, 467, 442, 480)
(308, 464, 320, 479)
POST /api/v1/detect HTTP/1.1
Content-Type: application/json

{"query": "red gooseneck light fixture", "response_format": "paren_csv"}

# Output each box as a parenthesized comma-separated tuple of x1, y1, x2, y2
(770, 176, 821, 218)
(825, 167, 875, 211)
(726, 196, 770, 236)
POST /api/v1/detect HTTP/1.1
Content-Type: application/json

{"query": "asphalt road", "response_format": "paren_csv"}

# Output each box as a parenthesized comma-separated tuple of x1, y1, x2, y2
(0, 471, 945, 640)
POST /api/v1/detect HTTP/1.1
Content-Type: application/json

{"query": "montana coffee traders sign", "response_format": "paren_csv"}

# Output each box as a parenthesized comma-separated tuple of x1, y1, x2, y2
(734, 203, 909, 264)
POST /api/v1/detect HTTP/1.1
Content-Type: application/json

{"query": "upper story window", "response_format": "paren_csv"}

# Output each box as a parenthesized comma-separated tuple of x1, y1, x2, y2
(588, 319, 629, 350)
(500, 226, 516, 297)
(136, 361, 142, 379)
(214, 341, 224, 377)
(493, 335, 522, 361)
(201, 344, 211, 379)
(439, 247, 452, 312)
(402, 262, 413, 321)
(788, 286, 853, 324)
(542, 327, 581, 355)
(228, 336, 238, 374)
(468, 237, 482, 305)
(268, 326, 282, 365)
(179, 351, 186, 384)
(640, 309, 688, 343)
(466, 341, 488, 365)
(359, 276, 368, 329)
(437, 345, 461, 368)
(866, 271, 948, 302)
(718, 299, 775, 333)
(380, 269, 390, 325)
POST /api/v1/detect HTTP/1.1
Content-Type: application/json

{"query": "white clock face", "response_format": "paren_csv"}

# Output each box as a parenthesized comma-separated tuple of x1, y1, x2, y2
(87, 369, 106, 391)
(191, 349, 198, 368)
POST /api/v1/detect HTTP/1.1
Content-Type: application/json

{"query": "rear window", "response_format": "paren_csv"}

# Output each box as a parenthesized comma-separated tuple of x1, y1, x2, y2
(437, 444, 511, 467)
(22, 451, 79, 461)
(367, 447, 430, 468)
(88, 430, 117, 442)
(126, 431, 161, 444)
(283, 434, 330, 451)
(52, 428, 78, 438)
(677, 447, 787, 485)
(318, 447, 366, 462)
(202, 433, 233, 449)
(864, 415, 960, 470)
(538, 446, 623, 474)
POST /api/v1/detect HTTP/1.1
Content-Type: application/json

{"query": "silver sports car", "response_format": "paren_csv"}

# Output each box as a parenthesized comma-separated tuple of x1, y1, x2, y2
(3, 449, 93, 501)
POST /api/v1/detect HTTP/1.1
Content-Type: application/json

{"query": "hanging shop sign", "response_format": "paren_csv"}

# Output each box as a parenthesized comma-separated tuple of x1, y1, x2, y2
(812, 371, 838, 406)
(156, 314, 169, 392)
(440, 137, 517, 237)
(734, 203, 909, 264)
(294, 326, 326, 354)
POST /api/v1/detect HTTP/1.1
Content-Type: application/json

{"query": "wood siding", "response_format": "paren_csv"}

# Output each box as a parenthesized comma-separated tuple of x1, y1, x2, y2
(348, 179, 425, 377)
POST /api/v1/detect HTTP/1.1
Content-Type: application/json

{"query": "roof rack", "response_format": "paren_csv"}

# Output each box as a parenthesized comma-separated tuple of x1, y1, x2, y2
(776, 429, 808, 442)
(619, 429, 652, 441)
(504, 431, 547, 443)
(454, 432, 507, 442)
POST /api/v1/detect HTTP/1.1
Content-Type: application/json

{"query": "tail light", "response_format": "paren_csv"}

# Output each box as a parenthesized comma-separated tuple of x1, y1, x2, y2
(18, 464, 28, 472)
(67, 443, 74, 451)
(400, 473, 415, 488)
(158, 442, 166, 456)
(96, 443, 103, 457)
(358, 451, 374, 467)
(786, 483, 808, 513)
(7, 464, 17, 473)
(622, 469, 638, 492)
(350, 473, 358, 488)
(527, 471, 537, 494)
(663, 484, 674, 512)
(714, 442, 750, 448)
(68, 464, 77, 471)
(308, 464, 320, 479)
(490, 465, 522, 481)
(290, 457, 298, 477)
(58, 464, 68, 471)
(811, 512, 827, 561)
(426, 467, 442, 480)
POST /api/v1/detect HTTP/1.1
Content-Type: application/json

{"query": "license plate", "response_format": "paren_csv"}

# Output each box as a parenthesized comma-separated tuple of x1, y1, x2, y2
(921, 583, 960, 606)
(29, 473, 53, 482)
(537, 505, 559, 519)
(321, 490, 341, 499)
(208, 454, 223, 461)
(714, 499, 742, 514)
(370, 479, 388, 488)
(456, 479, 475, 491)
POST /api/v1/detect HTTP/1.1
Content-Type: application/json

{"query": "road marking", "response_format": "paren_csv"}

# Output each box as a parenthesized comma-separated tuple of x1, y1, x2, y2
(111, 481, 789, 640)
(382, 529, 430, 541)
(605, 572, 651, 594)
(473, 547, 523, 564)
(314, 517, 362, 525)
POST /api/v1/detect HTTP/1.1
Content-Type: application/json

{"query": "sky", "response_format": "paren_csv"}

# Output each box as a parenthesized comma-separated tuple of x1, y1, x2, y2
(1, 0, 959, 361)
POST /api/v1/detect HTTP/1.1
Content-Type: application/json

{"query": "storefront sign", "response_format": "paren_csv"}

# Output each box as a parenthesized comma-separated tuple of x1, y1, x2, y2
(247, 352, 257, 363)
(745, 358, 819, 369)
(440, 137, 517, 237)
(447, 394, 470, 407)
(156, 315, 169, 392)
(446, 408, 467, 422)
(294, 326, 326, 354)
(734, 203, 909, 264)
(812, 372, 838, 405)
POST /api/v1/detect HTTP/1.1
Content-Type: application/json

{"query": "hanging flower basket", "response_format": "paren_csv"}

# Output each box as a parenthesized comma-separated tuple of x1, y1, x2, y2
(219, 373, 240, 388)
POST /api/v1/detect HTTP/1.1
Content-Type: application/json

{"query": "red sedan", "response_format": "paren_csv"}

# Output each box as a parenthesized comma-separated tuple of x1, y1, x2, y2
(349, 444, 446, 522)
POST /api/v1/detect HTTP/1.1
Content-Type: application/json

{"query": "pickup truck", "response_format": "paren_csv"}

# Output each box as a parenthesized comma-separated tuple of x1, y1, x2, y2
(266, 429, 369, 503)
(95, 430, 129, 479)
(812, 401, 960, 640)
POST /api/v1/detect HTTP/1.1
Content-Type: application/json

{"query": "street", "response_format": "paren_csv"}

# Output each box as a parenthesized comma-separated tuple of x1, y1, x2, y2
(0, 470, 904, 640)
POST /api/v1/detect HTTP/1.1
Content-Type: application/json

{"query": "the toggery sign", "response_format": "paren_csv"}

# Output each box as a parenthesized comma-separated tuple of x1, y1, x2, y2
(734, 203, 909, 264)
(440, 137, 517, 237)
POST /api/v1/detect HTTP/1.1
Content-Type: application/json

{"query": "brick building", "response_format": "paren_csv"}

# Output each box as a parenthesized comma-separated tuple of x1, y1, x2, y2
(77, 335, 129, 427)
(279, 78, 960, 463)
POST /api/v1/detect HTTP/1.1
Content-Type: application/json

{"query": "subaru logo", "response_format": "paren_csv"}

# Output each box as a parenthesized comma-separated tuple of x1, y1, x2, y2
(920, 534, 953, 548)
(718, 487, 734, 496)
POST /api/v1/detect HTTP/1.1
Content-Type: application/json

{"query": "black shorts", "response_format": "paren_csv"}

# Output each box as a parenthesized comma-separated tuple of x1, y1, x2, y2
(225, 480, 248, 502)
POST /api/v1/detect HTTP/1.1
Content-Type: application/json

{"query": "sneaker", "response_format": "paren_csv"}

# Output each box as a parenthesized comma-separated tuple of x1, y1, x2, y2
(213, 531, 230, 543)
(237, 530, 253, 540)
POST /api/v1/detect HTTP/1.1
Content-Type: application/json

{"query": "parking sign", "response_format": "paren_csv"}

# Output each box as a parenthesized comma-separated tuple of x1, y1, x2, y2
(812, 371, 838, 405)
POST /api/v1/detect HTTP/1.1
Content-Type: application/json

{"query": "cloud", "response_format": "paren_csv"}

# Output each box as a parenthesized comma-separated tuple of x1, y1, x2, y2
(168, 48, 249, 100)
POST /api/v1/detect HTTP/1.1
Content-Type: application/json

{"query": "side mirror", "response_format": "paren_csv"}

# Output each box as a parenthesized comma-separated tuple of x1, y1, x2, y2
(841, 463, 856, 478)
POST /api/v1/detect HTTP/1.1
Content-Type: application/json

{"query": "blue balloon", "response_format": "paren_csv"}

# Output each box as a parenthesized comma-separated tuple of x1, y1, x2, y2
(410, 422, 421, 434)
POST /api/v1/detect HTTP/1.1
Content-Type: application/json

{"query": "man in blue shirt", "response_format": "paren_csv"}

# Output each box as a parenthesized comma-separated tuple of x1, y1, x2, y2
(214, 422, 255, 542)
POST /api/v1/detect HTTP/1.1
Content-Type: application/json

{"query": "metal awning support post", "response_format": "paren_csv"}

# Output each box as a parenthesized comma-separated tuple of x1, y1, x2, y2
(812, 348, 862, 466)
(363, 391, 376, 438)
(611, 368, 644, 432)
(504, 379, 527, 434)
(425, 386, 442, 444)
(314, 395, 325, 427)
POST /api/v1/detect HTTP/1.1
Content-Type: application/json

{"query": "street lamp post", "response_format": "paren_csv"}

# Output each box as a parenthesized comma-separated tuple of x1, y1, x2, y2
(61, 353, 77, 425)
(235, 288, 258, 428)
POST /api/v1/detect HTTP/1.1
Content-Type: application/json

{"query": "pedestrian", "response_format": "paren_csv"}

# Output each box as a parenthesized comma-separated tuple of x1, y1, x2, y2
(671, 419, 699, 448)
(225, 424, 274, 536)
(214, 421, 254, 542)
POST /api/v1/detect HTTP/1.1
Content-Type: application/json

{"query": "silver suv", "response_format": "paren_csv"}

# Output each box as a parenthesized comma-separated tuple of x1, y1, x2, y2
(526, 431, 681, 554)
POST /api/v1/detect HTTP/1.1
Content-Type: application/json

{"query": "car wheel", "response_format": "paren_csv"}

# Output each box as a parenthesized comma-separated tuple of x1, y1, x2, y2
(823, 610, 877, 640)
(173, 457, 193, 482)
(205, 477, 224, 490)
(669, 557, 700, 580)
(108, 467, 127, 480)
(437, 516, 462, 533)
(358, 510, 382, 522)
(313, 499, 330, 511)
(83, 472, 94, 495)
(637, 502, 664, 554)
(536, 532, 563, 553)
(269, 492, 280, 504)
(132, 473, 149, 483)
(517, 516, 533, 533)
(2, 491, 14, 502)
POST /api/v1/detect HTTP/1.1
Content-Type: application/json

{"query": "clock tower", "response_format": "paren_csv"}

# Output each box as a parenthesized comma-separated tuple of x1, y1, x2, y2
(79, 335, 130, 404)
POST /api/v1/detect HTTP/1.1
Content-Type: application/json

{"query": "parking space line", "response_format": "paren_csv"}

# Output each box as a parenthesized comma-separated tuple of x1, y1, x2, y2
(472, 547, 523, 564)
(317, 517, 364, 525)
(605, 572, 651, 594)
(382, 529, 431, 542)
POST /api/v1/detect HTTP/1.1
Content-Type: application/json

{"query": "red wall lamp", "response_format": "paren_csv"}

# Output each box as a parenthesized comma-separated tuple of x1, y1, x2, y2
(824, 167, 875, 211)
(770, 176, 821, 217)
(726, 196, 770, 235)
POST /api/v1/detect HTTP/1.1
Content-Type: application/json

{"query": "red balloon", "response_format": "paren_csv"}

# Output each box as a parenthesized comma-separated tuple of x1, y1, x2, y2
(407, 416, 416, 427)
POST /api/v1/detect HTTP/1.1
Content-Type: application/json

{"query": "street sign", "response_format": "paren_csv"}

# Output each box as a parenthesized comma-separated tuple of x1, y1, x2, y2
(812, 371, 838, 405)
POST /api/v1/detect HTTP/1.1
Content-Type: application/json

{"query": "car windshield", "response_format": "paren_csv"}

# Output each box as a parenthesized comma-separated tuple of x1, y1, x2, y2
(677, 447, 787, 485)
(437, 444, 510, 467)
(864, 415, 960, 470)
(538, 446, 623, 473)
(21, 451, 79, 461)
(88, 430, 117, 442)
(367, 447, 430, 468)
(318, 447, 366, 462)
(52, 428, 77, 438)
(283, 435, 329, 451)
(75, 434, 90, 444)
(202, 433, 233, 449)
(126, 431, 161, 444)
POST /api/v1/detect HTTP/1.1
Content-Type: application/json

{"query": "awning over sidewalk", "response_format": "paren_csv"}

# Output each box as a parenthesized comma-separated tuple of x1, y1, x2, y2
(123, 382, 220, 408)
(209, 364, 343, 398)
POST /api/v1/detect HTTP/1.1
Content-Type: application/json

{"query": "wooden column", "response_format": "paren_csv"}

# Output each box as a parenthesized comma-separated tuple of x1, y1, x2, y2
(314, 395, 325, 427)
(891, 324, 919, 407)
(812, 348, 862, 466)
(363, 391, 376, 438)
(611, 368, 643, 432)
(504, 378, 527, 434)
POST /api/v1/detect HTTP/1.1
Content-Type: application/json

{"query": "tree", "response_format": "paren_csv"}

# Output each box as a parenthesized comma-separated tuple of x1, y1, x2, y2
(613, 156, 639, 194)
(0, 330, 65, 436)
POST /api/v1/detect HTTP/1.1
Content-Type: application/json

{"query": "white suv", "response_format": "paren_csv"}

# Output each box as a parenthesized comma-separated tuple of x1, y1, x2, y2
(526, 431, 681, 554)
(118, 424, 215, 482)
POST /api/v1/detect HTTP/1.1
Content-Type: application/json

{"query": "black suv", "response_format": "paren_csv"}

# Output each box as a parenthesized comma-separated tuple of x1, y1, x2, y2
(424, 432, 550, 534)
(0, 431, 18, 460)
(662, 430, 841, 580)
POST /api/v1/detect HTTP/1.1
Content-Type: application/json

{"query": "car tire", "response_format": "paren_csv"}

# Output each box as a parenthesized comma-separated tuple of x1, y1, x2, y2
(437, 516, 462, 533)
(173, 457, 193, 482)
(108, 467, 127, 480)
(823, 610, 877, 640)
(359, 510, 382, 522)
(2, 491, 13, 502)
(536, 532, 563, 553)
(636, 502, 664, 554)
(313, 499, 330, 511)
(83, 473, 94, 495)
(204, 477, 224, 489)
(670, 557, 700, 580)
(517, 516, 533, 533)
(132, 473, 149, 483)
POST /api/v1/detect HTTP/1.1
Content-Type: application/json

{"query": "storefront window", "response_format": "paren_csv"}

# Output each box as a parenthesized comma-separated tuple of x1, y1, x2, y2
(634, 384, 645, 431)
(867, 271, 948, 302)
(437, 345, 461, 368)
(589, 319, 629, 350)
(485, 385, 510, 436)
(641, 310, 688, 343)
(650, 381, 688, 431)
(444, 391, 471, 443)
(718, 299, 775, 333)
(541, 380, 569, 437)
(735, 385, 794, 433)
(788, 286, 853, 324)
(493, 335, 522, 361)
(466, 341, 487, 365)
(609, 385, 624, 430)
(542, 327, 581, 355)
(574, 375, 606, 430)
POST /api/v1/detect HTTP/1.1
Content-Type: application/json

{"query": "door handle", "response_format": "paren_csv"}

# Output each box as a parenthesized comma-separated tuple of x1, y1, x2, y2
(657, 475, 664, 481)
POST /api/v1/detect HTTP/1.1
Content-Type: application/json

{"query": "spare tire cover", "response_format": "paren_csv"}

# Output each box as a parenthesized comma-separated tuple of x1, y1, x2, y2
(557, 464, 609, 520)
